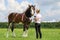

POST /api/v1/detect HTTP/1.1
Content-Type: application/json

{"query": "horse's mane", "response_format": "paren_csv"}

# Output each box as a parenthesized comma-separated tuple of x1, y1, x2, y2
(24, 6, 31, 18)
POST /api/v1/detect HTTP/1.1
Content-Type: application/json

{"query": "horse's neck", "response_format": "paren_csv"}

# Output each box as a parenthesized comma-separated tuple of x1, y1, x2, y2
(25, 8, 31, 18)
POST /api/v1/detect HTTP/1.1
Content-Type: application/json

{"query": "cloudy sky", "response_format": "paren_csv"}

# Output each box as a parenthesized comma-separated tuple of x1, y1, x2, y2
(0, 0, 60, 22)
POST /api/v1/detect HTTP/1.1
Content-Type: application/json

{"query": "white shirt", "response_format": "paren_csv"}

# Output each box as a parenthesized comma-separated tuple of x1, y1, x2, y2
(34, 13, 42, 23)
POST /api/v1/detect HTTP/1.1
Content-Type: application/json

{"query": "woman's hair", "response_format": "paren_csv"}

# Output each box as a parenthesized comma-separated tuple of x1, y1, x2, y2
(36, 9, 40, 13)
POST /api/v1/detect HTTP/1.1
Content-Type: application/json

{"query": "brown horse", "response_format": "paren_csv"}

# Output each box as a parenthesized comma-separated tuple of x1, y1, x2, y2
(6, 5, 35, 37)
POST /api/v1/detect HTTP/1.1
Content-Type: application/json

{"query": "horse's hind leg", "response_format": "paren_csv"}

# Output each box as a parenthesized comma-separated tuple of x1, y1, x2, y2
(6, 22, 11, 38)
(11, 22, 16, 37)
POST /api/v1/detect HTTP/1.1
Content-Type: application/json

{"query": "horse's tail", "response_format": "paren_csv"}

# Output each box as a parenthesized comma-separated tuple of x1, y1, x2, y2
(11, 22, 14, 32)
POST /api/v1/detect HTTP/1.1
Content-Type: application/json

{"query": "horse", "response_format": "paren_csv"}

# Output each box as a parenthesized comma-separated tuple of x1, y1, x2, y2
(6, 5, 35, 37)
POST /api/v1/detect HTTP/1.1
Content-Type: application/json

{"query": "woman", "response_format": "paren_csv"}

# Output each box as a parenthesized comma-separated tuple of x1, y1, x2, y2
(34, 9, 42, 39)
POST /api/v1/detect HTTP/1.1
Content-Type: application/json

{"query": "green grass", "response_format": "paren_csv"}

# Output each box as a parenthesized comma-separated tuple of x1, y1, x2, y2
(0, 28, 60, 40)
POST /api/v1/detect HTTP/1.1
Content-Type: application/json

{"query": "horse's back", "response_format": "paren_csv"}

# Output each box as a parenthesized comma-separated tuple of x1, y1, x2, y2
(8, 13, 17, 23)
(8, 13, 23, 23)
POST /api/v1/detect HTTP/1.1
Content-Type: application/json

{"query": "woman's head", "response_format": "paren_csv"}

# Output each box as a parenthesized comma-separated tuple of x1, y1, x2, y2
(36, 9, 40, 14)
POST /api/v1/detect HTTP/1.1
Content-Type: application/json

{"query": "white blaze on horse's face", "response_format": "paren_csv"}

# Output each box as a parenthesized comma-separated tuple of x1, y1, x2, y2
(31, 7, 35, 16)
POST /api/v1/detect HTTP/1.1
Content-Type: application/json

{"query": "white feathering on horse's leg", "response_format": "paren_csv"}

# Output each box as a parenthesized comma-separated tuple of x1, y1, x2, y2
(22, 31, 25, 37)
(6, 31, 9, 38)
(6, 28, 10, 38)
(22, 31, 28, 37)
(23, 30, 28, 37)
(25, 30, 28, 37)
(12, 31, 16, 37)
(6, 23, 11, 38)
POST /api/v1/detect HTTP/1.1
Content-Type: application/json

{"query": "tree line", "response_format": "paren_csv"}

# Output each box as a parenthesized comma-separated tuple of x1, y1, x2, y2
(0, 22, 60, 28)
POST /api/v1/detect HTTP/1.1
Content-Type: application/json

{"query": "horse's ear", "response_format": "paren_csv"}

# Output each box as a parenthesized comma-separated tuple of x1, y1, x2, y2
(28, 5, 31, 7)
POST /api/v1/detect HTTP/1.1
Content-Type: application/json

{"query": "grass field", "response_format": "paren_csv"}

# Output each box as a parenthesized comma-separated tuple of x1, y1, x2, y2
(0, 28, 60, 40)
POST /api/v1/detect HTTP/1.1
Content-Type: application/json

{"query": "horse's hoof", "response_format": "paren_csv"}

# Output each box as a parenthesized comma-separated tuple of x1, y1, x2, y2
(6, 34, 9, 38)
(6, 36, 8, 38)
(12, 35, 16, 37)
(22, 34, 28, 37)
(12, 35, 16, 38)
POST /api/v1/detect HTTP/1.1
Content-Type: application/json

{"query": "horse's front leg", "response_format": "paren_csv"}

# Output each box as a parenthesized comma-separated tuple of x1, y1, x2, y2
(22, 24, 29, 37)
(25, 24, 29, 36)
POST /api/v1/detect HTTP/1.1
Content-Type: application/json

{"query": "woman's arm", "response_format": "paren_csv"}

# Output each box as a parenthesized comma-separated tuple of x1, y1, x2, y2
(34, 16, 39, 21)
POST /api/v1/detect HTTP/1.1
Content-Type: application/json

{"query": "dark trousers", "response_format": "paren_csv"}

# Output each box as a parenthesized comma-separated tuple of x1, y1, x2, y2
(35, 23, 42, 39)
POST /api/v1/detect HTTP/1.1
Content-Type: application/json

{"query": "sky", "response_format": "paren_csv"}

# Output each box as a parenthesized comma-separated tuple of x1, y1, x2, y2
(0, 0, 60, 22)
